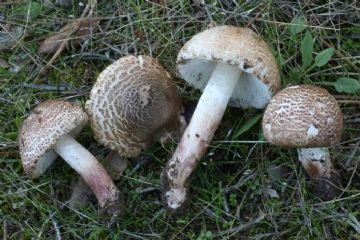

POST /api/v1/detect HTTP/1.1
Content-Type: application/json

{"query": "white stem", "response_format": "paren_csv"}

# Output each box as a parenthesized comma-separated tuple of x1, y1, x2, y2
(54, 134, 119, 208)
(164, 63, 242, 209)
(297, 148, 333, 178)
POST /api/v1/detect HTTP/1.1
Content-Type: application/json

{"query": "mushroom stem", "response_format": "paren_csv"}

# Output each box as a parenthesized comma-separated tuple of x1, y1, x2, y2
(162, 63, 242, 210)
(54, 134, 119, 208)
(297, 148, 341, 200)
(297, 148, 332, 178)
(69, 151, 128, 209)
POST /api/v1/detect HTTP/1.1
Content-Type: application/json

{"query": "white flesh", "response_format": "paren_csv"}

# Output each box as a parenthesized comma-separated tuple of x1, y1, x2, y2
(178, 60, 272, 108)
(164, 62, 242, 209)
(54, 134, 119, 208)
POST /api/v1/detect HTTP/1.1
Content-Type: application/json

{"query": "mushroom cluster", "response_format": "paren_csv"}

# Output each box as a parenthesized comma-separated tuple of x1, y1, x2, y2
(18, 24, 346, 218)
(18, 55, 186, 213)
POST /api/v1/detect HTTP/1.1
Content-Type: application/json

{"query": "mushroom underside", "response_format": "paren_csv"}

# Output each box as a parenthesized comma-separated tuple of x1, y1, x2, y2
(178, 59, 272, 109)
(32, 124, 86, 177)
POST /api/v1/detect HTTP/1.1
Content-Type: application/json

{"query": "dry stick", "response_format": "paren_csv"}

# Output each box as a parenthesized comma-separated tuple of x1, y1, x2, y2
(344, 136, 360, 168)
(3, 219, 6, 240)
(49, 212, 62, 240)
(213, 214, 266, 238)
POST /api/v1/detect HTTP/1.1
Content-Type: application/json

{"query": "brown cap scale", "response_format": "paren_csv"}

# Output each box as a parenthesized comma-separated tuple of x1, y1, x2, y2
(19, 100, 120, 209)
(85, 55, 186, 158)
(161, 25, 281, 211)
(262, 85, 343, 200)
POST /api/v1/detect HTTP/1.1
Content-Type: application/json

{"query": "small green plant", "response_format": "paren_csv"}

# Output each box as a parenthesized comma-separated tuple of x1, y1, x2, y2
(196, 230, 213, 240)
(290, 15, 360, 94)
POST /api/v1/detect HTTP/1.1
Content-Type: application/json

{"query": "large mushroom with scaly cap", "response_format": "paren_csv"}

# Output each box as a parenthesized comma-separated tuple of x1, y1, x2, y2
(85, 55, 186, 157)
(262, 85, 343, 200)
(161, 25, 281, 211)
(18, 100, 120, 210)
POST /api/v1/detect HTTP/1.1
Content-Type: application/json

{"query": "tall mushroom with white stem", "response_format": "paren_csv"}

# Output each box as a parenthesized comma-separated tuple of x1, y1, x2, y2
(262, 85, 343, 200)
(18, 100, 120, 211)
(70, 55, 187, 208)
(161, 25, 281, 211)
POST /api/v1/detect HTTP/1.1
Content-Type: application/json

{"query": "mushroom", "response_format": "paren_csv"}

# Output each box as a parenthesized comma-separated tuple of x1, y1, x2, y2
(161, 25, 281, 210)
(18, 100, 120, 210)
(85, 55, 186, 158)
(70, 55, 186, 207)
(262, 85, 343, 200)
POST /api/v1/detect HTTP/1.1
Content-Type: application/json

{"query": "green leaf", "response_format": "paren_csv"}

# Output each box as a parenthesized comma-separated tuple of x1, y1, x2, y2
(334, 78, 360, 93)
(315, 48, 334, 67)
(15, 116, 23, 129)
(28, 2, 42, 19)
(289, 16, 307, 35)
(5, 132, 18, 141)
(301, 31, 314, 69)
(233, 114, 262, 139)
(11, 2, 42, 20)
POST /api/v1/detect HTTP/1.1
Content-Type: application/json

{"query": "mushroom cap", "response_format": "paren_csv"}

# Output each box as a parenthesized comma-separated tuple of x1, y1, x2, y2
(262, 85, 343, 148)
(18, 100, 88, 178)
(177, 25, 280, 109)
(85, 55, 185, 158)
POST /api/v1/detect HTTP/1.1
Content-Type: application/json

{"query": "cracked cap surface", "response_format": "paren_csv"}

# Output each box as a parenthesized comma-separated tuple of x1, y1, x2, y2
(85, 55, 185, 158)
(19, 100, 88, 178)
(177, 25, 280, 108)
(262, 85, 343, 148)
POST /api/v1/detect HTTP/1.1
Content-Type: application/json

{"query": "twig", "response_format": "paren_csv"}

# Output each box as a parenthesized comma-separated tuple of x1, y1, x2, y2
(213, 213, 265, 238)
(213, 140, 267, 144)
(3, 219, 6, 240)
(346, 214, 360, 234)
(24, 83, 68, 91)
(345, 139, 360, 168)
(49, 212, 62, 240)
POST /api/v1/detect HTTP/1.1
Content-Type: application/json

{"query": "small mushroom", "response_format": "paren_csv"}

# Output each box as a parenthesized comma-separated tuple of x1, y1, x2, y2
(72, 55, 186, 208)
(18, 100, 120, 210)
(262, 85, 343, 200)
(161, 25, 281, 211)
(85, 55, 186, 158)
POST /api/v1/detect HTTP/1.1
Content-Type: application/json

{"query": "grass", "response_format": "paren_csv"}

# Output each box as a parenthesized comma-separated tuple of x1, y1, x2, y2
(1, 0, 360, 239)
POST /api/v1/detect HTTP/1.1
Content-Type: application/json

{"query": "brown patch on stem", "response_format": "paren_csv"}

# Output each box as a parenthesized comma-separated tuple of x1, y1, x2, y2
(304, 161, 321, 178)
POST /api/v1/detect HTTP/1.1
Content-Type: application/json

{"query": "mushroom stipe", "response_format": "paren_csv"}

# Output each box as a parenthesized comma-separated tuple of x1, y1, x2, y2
(161, 25, 281, 211)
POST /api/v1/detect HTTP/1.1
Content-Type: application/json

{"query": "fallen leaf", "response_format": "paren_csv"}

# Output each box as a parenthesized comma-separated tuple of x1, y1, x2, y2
(38, 18, 98, 55)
